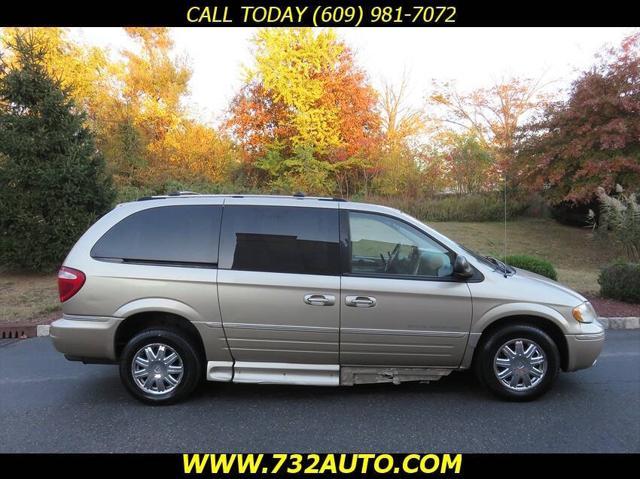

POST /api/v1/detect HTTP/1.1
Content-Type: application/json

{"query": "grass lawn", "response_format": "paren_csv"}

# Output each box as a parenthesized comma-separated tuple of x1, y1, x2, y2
(0, 218, 616, 325)
(430, 218, 615, 293)
(0, 273, 59, 325)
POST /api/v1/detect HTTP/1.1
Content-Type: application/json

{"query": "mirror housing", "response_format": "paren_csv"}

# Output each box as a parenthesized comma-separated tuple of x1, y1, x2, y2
(453, 255, 473, 279)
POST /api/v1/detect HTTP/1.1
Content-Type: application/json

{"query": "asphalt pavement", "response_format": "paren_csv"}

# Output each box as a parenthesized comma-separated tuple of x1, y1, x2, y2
(1, 331, 638, 453)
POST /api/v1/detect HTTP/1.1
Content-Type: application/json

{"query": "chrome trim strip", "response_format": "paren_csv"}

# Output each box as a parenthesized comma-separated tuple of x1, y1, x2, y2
(223, 322, 339, 333)
(62, 314, 114, 322)
(340, 342, 454, 349)
(203, 322, 224, 328)
(575, 332, 606, 341)
(228, 338, 337, 345)
(341, 327, 467, 338)
(225, 347, 337, 354)
(342, 351, 451, 357)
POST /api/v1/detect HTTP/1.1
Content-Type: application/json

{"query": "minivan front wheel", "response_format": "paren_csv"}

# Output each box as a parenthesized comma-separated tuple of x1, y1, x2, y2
(119, 329, 202, 405)
(475, 324, 560, 401)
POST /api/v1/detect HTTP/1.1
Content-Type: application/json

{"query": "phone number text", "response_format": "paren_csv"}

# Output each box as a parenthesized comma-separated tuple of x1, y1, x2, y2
(186, 5, 457, 26)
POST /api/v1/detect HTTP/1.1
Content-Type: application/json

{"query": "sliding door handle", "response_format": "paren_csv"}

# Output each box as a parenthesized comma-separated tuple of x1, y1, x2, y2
(304, 294, 335, 306)
(345, 295, 377, 308)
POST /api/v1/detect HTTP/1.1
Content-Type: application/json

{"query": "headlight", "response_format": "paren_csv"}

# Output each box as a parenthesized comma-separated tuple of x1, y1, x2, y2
(572, 302, 597, 323)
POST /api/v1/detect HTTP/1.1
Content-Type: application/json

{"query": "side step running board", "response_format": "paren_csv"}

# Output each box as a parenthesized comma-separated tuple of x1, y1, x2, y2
(207, 361, 339, 386)
(207, 361, 453, 386)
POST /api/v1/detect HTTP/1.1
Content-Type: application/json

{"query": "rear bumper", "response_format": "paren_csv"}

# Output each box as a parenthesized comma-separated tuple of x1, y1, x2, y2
(565, 321, 605, 371)
(50, 315, 122, 362)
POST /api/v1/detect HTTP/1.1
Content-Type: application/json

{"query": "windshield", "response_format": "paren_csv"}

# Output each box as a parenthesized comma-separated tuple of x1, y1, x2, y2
(456, 243, 495, 267)
(400, 213, 513, 275)
(455, 242, 515, 274)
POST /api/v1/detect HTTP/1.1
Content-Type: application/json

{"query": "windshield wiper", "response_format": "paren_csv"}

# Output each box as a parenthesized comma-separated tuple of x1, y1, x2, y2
(484, 256, 514, 277)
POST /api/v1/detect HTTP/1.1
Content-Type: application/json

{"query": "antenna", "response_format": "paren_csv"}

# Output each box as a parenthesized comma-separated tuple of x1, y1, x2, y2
(503, 172, 508, 278)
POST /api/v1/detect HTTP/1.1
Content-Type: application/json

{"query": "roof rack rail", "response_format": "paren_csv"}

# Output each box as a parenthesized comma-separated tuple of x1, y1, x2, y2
(167, 190, 199, 196)
(135, 193, 348, 202)
(291, 192, 346, 202)
(137, 196, 164, 202)
(317, 197, 346, 202)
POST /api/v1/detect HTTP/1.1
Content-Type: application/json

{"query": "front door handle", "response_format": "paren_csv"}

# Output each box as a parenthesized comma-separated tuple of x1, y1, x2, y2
(304, 294, 335, 306)
(345, 295, 377, 308)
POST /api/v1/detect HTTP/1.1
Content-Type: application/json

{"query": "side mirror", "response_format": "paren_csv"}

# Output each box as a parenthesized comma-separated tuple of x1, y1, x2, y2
(453, 255, 473, 279)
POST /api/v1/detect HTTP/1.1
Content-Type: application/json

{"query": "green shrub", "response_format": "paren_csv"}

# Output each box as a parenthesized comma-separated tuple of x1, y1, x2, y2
(363, 192, 532, 222)
(598, 263, 640, 303)
(0, 34, 115, 271)
(503, 255, 558, 280)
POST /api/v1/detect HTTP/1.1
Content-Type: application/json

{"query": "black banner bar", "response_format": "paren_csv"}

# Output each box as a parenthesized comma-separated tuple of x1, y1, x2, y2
(5, 453, 639, 477)
(0, 0, 635, 27)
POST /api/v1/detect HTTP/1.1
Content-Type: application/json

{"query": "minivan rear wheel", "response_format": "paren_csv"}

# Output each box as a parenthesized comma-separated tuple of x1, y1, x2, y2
(119, 329, 202, 405)
(475, 324, 560, 401)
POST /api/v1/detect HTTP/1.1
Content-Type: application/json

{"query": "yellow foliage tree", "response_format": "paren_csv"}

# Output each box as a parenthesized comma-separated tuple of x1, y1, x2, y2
(375, 77, 440, 197)
(1, 27, 238, 189)
(249, 28, 343, 153)
(157, 121, 238, 183)
(0, 27, 114, 114)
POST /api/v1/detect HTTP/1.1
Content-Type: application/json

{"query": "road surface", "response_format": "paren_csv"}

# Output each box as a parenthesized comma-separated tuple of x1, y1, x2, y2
(1, 331, 638, 452)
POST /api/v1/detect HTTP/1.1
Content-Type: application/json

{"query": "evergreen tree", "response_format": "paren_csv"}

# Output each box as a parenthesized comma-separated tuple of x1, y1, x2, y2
(0, 33, 115, 271)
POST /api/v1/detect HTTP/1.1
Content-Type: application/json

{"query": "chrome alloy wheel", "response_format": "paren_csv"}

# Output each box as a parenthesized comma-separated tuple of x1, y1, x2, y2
(131, 343, 184, 395)
(493, 338, 547, 391)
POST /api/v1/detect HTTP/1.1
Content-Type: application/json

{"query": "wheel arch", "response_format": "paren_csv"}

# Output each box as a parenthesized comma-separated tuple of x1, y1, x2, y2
(472, 314, 569, 371)
(114, 311, 206, 363)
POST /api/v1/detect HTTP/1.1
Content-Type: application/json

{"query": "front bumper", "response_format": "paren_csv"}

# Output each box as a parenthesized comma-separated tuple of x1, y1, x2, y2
(50, 315, 122, 362)
(564, 320, 605, 371)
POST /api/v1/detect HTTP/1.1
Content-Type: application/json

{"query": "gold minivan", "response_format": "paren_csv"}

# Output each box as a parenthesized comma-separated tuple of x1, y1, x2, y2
(50, 194, 604, 404)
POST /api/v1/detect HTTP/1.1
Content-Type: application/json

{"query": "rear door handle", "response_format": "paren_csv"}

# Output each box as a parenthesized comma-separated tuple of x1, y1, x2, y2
(345, 295, 377, 308)
(303, 294, 335, 306)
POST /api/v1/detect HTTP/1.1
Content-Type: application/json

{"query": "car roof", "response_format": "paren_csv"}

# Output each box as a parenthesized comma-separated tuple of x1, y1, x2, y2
(136, 192, 344, 202)
(119, 193, 403, 215)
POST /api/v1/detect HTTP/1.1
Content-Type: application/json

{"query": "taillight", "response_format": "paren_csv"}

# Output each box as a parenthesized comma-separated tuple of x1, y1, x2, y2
(57, 266, 86, 302)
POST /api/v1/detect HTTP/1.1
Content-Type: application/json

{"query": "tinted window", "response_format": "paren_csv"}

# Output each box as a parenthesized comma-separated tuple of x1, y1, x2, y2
(219, 206, 339, 275)
(348, 212, 454, 278)
(91, 205, 222, 266)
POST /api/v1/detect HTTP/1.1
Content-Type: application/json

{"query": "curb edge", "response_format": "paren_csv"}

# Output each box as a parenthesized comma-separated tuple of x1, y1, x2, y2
(597, 317, 640, 330)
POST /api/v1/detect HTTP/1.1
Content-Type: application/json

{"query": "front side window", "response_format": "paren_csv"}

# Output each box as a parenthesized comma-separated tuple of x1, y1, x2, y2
(91, 205, 222, 266)
(219, 206, 339, 275)
(348, 211, 454, 278)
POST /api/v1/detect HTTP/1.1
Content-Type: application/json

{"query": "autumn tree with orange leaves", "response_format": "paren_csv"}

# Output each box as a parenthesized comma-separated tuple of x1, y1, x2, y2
(115, 28, 239, 187)
(515, 32, 640, 204)
(429, 76, 550, 187)
(0, 27, 239, 190)
(374, 76, 447, 198)
(226, 28, 381, 196)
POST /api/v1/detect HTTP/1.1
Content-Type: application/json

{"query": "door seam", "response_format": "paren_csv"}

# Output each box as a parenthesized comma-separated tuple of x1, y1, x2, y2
(216, 198, 236, 381)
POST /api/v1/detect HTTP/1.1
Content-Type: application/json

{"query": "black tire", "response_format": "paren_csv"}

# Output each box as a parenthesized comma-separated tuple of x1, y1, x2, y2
(119, 329, 202, 405)
(474, 324, 560, 401)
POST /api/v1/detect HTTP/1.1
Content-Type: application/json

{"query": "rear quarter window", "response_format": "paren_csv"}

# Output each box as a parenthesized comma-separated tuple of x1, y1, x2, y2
(91, 205, 222, 266)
